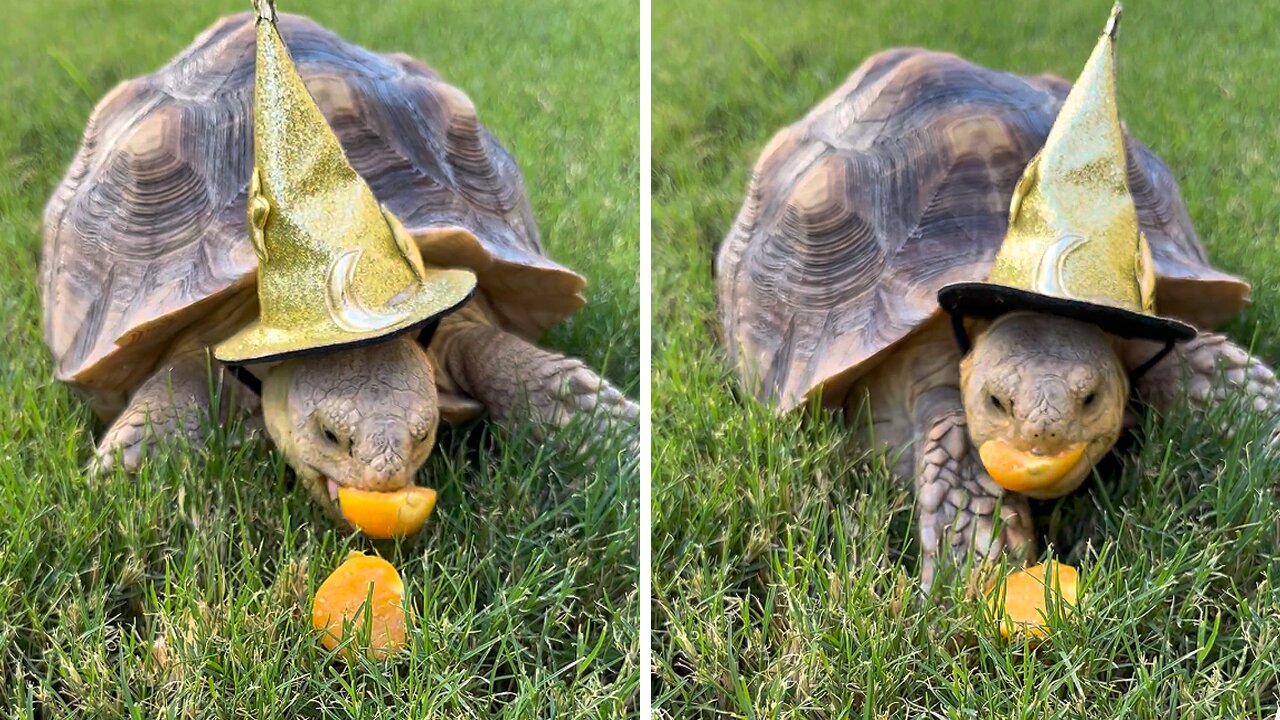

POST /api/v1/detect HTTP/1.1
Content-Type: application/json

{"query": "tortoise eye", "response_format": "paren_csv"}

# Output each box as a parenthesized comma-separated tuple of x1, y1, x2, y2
(988, 394, 1007, 413)
(316, 420, 342, 447)
(1082, 392, 1097, 408)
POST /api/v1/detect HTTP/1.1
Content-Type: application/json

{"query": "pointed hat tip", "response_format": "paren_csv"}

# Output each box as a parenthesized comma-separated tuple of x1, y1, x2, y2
(252, 0, 277, 24)
(1104, 2, 1122, 40)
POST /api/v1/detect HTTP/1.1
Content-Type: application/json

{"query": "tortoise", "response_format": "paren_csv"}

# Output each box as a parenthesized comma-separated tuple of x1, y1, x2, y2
(41, 11, 637, 523)
(716, 47, 1277, 588)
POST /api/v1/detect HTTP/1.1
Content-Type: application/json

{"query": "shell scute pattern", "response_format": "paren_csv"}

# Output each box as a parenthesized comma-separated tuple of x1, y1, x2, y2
(718, 49, 1249, 411)
(43, 12, 584, 400)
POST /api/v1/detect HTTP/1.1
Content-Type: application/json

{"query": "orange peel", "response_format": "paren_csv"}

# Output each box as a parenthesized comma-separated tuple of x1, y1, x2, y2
(337, 486, 437, 539)
(311, 552, 408, 660)
(985, 561, 1078, 640)
(978, 440, 1086, 493)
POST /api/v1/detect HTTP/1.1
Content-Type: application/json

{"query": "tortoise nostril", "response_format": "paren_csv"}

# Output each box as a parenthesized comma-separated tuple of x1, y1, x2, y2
(362, 465, 409, 491)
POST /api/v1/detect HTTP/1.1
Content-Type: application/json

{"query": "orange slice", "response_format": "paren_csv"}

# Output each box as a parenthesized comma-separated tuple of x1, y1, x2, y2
(312, 552, 408, 660)
(337, 486, 437, 539)
(978, 440, 1086, 493)
(985, 561, 1079, 640)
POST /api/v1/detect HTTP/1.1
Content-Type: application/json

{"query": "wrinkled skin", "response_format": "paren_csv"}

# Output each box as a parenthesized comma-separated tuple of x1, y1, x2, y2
(851, 308, 1279, 591)
(959, 313, 1128, 498)
(261, 337, 439, 521)
(91, 306, 639, 529)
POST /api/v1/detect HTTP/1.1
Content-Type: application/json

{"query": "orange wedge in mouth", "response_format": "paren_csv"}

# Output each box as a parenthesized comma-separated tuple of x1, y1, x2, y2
(985, 561, 1079, 640)
(978, 440, 1086, 493)
(312, 552, 407, 659)
(336, 486, 437, 539)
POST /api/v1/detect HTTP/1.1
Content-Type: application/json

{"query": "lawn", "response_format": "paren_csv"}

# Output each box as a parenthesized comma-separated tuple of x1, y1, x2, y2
(653, 0, 1280, 717)
(0, 0, 638, 716)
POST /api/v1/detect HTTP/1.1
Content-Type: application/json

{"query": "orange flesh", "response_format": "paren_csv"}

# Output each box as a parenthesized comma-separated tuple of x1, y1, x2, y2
(337, 486, 437, 539)
(311, 553, 407, 659)
(985, 561, 1079, 639)
(978, 440, 1086, 493)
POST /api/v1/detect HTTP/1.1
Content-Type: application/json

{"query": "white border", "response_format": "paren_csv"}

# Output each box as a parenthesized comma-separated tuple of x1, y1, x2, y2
(638, 0, 652, 715)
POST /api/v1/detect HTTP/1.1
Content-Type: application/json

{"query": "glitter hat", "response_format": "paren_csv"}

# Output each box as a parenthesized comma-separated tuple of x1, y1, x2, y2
(938, 3, 1195, 345)
(216, 0, 477, 364)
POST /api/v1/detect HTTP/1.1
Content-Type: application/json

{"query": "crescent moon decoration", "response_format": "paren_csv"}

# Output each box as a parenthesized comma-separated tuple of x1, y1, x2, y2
(1034, 233, 1088, 296)
(248, 169, 271, 263)
(326, 249, 416, 332)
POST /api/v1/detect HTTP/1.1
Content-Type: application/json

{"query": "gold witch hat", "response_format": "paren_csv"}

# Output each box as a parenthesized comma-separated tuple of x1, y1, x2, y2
(937, 3, 1195, 345)
(215, 0, 477, 364)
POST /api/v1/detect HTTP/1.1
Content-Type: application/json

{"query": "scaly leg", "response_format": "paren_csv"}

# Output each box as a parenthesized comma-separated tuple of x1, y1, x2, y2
(436, 321, 637, 446)
(1127, 333, 1279, 421)
(92, 349, 251, 473)
(914, 386, 1036, 591)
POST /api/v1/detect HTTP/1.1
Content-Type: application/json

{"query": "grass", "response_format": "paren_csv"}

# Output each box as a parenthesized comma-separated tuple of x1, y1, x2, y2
(0, 0, 637, 716)
(653, 0, 1280, 716)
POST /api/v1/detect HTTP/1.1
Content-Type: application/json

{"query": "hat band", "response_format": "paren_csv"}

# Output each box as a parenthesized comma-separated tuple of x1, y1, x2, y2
(945, 308, 1176, 383)
(222, 317, 444, 397)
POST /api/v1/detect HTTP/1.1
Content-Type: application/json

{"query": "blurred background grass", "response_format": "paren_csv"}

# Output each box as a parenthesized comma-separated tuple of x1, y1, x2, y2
(0, 0, 637, 716)
(654, 0, 1280, 716)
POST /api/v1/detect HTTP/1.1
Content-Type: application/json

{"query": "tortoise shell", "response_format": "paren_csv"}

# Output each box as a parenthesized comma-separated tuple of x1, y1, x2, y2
(42, 12, 585, 403)
(716, 49, 1250, 412)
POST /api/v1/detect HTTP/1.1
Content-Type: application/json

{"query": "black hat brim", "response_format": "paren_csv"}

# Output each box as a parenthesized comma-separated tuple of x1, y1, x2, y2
(937, 282, 1196, 342)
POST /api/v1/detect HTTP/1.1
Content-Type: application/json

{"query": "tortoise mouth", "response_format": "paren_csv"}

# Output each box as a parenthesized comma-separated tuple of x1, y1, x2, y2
(318, 476, 400, 514)
(316, 476, 438, 539)
(302, 473, 349, 526)
(977, 440, 1090, 497)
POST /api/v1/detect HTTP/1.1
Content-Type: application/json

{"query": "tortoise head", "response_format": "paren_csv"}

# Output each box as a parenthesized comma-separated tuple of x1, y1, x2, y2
(259, 336, 439, 522)
(959, 312, 1128, 499)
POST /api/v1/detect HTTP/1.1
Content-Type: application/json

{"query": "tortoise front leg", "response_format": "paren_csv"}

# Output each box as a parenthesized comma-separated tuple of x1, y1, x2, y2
(914, 386, 1036, 592)
(435, 320, 638, 447)
(92, 349, 253, 474)
(1127, 333, 1280, 421)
